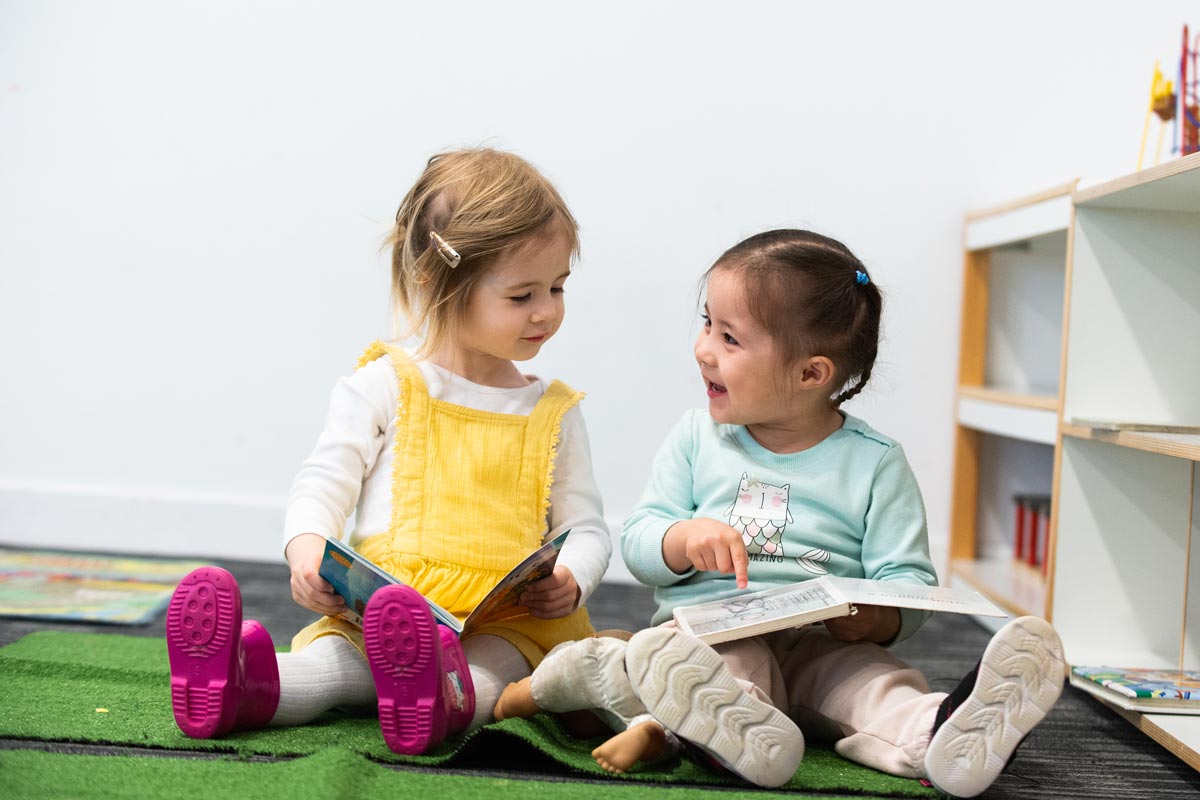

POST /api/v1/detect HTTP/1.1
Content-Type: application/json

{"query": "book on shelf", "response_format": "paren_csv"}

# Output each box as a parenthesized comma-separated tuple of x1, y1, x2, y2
(1069, 419, 1200, 434)
(319, 529, 571, 636)
(1069, 665, 1200, 715)
(672, 575, 1007, 645)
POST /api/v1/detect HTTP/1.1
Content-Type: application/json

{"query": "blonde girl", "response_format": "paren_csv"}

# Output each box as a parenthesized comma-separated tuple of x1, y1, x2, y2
(167, 148, 611, 755)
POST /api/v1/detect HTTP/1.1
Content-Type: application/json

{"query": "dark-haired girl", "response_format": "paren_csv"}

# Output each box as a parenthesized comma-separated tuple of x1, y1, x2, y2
(496, 230, 1064, 797)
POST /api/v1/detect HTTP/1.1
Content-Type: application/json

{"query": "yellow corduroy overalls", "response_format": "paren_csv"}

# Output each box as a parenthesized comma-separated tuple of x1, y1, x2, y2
(291, 342, 595, 667)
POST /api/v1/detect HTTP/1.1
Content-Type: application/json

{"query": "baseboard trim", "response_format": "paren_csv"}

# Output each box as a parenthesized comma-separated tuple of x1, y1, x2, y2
(0, 479, 288, 563)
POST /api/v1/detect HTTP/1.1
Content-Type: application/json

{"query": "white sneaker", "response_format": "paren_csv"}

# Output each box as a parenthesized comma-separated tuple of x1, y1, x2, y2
(924, 616, 1065, 798)
(625, 626, 804, 788)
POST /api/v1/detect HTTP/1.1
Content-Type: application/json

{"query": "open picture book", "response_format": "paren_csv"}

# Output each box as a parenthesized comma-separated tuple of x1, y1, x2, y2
(1069, 665, 1200, 715)
(319, 529, 571, 636)
(673, 575, 1007, 645)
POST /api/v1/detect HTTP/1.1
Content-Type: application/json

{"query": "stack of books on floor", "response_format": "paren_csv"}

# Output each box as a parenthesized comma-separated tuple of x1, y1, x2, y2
(1070, 666, 1200, 714)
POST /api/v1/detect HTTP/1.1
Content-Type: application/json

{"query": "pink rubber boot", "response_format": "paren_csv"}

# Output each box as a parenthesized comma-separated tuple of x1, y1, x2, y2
(438, 625, 476, 735)
(166, 567, 280, 738)
(364, 585, 476, 754)
(234, 619, 281, 729)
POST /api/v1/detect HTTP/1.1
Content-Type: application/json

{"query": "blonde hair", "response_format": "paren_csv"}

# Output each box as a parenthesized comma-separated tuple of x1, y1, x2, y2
(385, 148, 579, 358)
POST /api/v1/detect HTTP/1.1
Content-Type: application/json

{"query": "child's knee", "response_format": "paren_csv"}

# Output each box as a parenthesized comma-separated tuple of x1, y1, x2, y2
(714, 636, 776, 686)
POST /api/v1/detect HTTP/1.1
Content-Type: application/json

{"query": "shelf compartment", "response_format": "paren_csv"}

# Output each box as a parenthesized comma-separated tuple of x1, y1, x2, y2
(974, 433, 1055, 565)
(1061, 423, 1200, 462)
(965, 183, 1075, 251)
(982, 230, 1068, 396)
(949, 556, 1045, 619)
(957, 391, 1058, 445)
(1063, 164, 1200, 429)
(1051, 437, 1196, 670)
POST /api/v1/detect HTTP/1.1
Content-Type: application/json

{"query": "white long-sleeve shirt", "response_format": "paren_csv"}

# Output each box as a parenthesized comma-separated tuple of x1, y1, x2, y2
(284, 356, 612, 604)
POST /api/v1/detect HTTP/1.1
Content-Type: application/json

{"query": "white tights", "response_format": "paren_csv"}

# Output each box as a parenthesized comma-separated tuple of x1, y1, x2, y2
(269, 633, 530, 732)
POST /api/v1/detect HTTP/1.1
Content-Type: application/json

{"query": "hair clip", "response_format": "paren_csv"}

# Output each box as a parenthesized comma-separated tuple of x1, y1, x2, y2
(855, 270, 870, 286)
(429, 231, 461, 269)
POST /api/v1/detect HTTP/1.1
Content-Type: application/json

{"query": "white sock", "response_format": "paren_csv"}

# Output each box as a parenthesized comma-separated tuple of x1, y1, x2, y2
(530, 636, 646, 722)
(462, 634, 531, 732)
(270, 635, 376, 727)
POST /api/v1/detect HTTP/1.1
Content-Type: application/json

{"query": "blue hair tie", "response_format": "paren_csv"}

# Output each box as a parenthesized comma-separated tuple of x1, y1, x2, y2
(855, 270, 869, 286)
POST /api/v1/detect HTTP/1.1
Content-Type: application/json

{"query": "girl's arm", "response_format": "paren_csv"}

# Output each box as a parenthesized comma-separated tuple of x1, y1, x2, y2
(282, 358, 394, 614)
(621, 412, 706, 588)
(284, 533, 345, 616)
(855, 443, 939, 644)
(523, 406, 612, 617)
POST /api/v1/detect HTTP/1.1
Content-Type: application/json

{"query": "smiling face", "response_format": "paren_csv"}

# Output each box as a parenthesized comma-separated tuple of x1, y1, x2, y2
(695, 269, 797, 427)
(446, 232, 572, 383)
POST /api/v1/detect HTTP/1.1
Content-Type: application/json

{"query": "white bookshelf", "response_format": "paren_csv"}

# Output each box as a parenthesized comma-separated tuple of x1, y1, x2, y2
(948, 184, 1074, 618)
(1048, 153, 1200, 770)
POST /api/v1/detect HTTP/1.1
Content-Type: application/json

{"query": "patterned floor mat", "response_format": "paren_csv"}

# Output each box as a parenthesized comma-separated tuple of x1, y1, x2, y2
(0, 548, 209, 624)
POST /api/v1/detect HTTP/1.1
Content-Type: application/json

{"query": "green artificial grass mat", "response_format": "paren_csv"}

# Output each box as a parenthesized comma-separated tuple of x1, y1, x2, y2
(0, 747, 912, 800)
(0, 631, 936, 797)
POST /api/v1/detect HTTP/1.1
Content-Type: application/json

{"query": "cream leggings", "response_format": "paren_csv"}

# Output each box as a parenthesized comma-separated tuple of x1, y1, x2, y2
(714, 625, 945, 778)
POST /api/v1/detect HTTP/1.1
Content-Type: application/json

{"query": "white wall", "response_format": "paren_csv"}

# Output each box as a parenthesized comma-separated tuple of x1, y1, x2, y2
(1, 1, 1194, 574)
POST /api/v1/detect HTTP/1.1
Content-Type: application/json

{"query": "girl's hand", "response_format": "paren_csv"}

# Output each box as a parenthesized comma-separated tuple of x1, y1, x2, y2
(520, 565, 580, 619)
(824, 604, 900, 643)
(285, 533, 347, 617)
(663, 518, 750, 589)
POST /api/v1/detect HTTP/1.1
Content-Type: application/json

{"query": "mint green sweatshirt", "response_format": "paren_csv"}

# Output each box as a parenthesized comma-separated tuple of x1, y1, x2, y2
(621, 409, 938, 643)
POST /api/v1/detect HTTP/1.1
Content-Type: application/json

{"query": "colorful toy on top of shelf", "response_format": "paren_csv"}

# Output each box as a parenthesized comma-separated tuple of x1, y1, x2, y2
(1182, 24, 1199, 157)
(1139, 61, 1176, 170)
(1139, 24, 1199, 169)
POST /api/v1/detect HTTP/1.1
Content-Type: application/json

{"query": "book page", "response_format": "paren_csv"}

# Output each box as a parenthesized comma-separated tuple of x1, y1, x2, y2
(675, 577, 851, 640)
(461, 529, 571, 635)
(823, 576, 1006, 617)
(319, 531, 573, 636)
(319, 538, 461, 632)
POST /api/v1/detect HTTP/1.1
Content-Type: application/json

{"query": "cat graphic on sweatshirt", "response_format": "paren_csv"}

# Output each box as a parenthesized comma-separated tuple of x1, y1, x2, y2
(725, 473, 830, 574)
